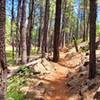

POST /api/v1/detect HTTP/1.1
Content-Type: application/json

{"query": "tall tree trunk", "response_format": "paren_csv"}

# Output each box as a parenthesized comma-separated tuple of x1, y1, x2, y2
(20, 0, 27, 64)
(83, 0, 86, 41)
(0, 0, 7, 99)
(53, 0, 62, 62)
(38, 1, 45, 53)
(86, 15, 89, 41)
(89, 0, 97, 79)
(76, 2, 80, 39)
(42, 0, 50, 57)
(48, 9, 54, 53)
(11, 0, 15, 59)
(16, 0, 21, 64)
(86, 0, 89, 41)
(61, 0, 67, 48)
(26, 0, 34, 61)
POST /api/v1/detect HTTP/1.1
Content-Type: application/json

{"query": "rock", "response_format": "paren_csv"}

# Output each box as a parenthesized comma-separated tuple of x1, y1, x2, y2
(34, 96, 44, 100)
(83, 61, 89, 67)
(47, 91, 53, 96)
(82, 79, 95, 87)
(34, 81, 46, 94)
(34, 81, 44, 87)
(81, 79, 96, 93)
(79, 43, 89, 52)
(33, 63, 47, 74)
(67, 78, 80, 87)
(75, 66, 81, 72)
(94, 92, 100, 100)
(80, 66, 87, 72)
(97, 69, 100, 75)
(46, 86, 56, 96)
(66, 71, 72, 78)
(94, 87, 100, 100)
(33, 89, 45, 96)
(84, 56, 89, 62)
(81, 86, 88, 93)
(49, 86, 55, 91)
(79, 71, 88, 77)
(88, 83, 96, 90)
(86, 52, 89, 56)
(97, 58, 100, 62)
(68, 94, 81, 100)
(42, 58, 55, 72)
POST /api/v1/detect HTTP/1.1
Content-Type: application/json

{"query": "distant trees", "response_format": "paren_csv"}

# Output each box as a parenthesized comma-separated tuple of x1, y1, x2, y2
(61, 0, 67, 48)
(0, 0, 98, 98)
(83, 0, 86, 41)
(42, 0, 50, 57)
(38, 1, 45, 53)
(6, 0, 98, 81)
(16, 0, 35, 64)
(26, 0, 34, 61)
(10, 0, 15, 59)
(0, 0, 7, 99)
(16, 0, 21, 64)
(89, 0, 97, 79)
(53, 0, 62, 62)
(20, 0, 27, 64)
(15, 0, 88, 63)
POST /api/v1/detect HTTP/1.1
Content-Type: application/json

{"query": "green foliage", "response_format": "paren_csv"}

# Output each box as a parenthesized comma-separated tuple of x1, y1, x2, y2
(7, 64, 38, 100)
(6, 46, 15, 65)
(6, 17, 11, 45)
(7, 66, 33, 100)
(62, 0, 77, 34)
(18, 66, 32, 75)
(50, 0, 56, 19)
(32, 30, 38, 44)
(96, 24, 100, 35)
(7, 76, 25, 100)
(7, 91, 24, 100)
(6, 17, 17, 46)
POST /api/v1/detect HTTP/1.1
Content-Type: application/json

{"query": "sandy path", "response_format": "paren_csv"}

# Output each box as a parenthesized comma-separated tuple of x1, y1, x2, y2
(42, 62, 69, 100)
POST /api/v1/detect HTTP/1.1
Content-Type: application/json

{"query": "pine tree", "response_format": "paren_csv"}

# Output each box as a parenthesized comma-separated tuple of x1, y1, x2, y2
(53, 0, 62, 62)
(0, 0, 7, 99)
(89, 0, 97, 79)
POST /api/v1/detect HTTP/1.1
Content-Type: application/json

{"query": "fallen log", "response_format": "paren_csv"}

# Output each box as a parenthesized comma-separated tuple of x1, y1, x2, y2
(7, 58, 42, 79)
(7, 66, 21, 79)
(25, 58, 42, 67)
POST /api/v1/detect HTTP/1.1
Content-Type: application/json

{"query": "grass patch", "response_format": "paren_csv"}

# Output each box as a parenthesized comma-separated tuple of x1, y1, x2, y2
(6, 46, 16, 65)
(7, 76, 25, 100)
(31, 47, 38, 55)
(7, 66, 35, 100)
(6, 46, 38, 65)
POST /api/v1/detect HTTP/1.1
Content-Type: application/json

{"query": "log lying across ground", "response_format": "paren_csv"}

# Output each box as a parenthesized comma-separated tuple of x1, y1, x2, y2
(25, 58, 42, 67)
(7, 58, 43, 79)
(7, 66, 21, 79)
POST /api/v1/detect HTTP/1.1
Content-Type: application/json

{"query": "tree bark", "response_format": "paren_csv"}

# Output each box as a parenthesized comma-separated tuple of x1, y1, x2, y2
(89, 0, 97, 79)
(53, 0, 62, 62)
(0, 0, 7, 99)
(11, 0, 15, 59)
(42, 0, 50, 57)
(83, 0, 86, 41)
(61, 0, 67, 48)
(26, 0, 34, 62)
(38, 1, 45, 53)
(20, 0, 27, 64)
(76, 2, 80, 39)
(16, 0, 21, 64)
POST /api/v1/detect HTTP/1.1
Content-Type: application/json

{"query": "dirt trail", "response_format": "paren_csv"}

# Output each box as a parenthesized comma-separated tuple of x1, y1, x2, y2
(43, 62, 69, 100)
(23, 50, 83, 100)
(37, 51, 81, 100)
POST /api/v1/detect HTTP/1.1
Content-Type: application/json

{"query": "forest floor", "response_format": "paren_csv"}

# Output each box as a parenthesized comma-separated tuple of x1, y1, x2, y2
(7, 47, 100, 100)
